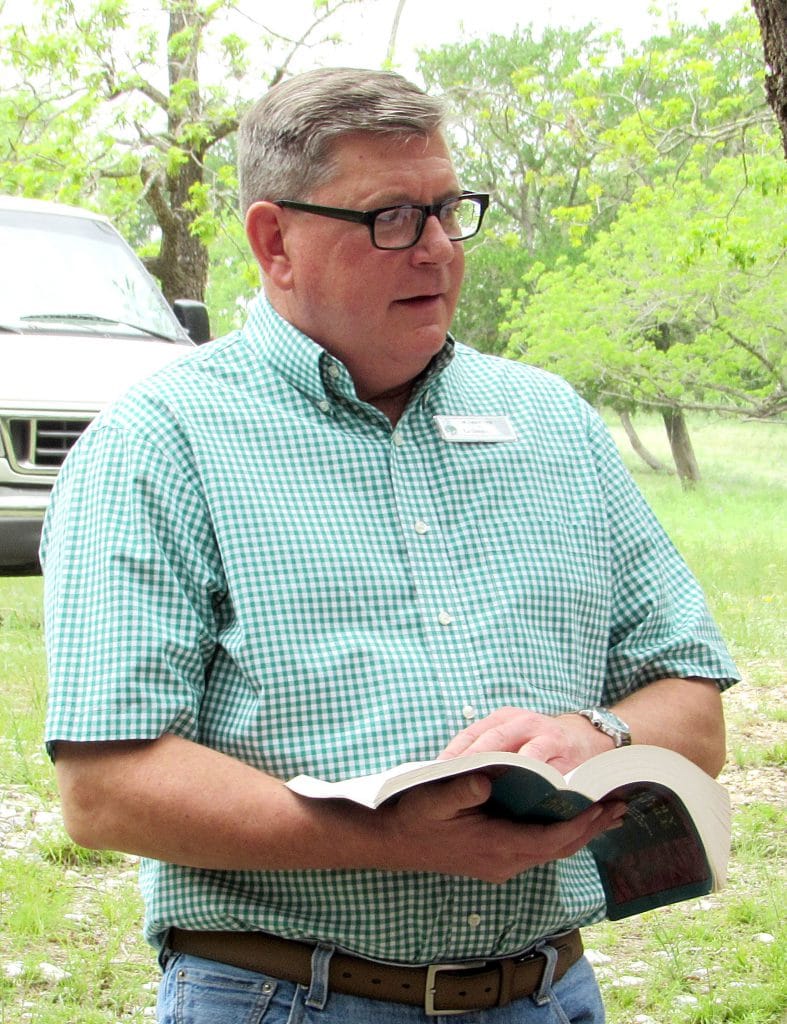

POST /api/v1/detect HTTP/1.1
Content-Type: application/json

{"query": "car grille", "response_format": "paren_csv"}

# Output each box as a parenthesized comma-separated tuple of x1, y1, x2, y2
(2, 416, 92, 474)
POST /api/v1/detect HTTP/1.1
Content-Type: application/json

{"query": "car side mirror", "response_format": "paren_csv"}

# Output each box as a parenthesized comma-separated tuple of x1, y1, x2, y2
(173, 299, 211, 345)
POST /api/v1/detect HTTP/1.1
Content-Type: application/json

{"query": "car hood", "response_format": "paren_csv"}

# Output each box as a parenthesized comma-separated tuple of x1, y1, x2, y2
(0, 330, 194, 410)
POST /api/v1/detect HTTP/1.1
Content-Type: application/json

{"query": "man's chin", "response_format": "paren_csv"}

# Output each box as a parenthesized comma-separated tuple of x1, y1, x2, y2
(393, 303, 452, 344)
(403, 322, 450, 355)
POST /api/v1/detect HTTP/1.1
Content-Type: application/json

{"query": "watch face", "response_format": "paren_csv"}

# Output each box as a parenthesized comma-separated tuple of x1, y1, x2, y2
(598, 710, 628, 733)
(580, 708, 631, 746)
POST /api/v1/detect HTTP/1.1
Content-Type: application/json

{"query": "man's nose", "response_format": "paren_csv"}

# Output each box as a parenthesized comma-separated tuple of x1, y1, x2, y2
(412, 214, 456, 261)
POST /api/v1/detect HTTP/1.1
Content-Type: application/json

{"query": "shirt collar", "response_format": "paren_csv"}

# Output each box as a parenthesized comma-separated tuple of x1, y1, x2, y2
(244, 293, 328, 406)
(243, 292, 455, 411)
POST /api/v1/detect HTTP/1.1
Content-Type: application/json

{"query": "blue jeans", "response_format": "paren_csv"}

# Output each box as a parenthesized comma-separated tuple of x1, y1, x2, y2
(156, 947, 605, 1023)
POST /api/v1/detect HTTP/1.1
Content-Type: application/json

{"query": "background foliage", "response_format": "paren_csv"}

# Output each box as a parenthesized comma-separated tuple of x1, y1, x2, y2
(0, 1, 784, 477)
(417, 13, 785, 481)
(1, 6, 784, 1019)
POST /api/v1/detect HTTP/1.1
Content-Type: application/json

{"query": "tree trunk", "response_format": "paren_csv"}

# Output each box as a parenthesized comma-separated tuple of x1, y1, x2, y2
(143, 0, 210, 305)
(661, 409, 701, 487)
(752, 0, 787, 159)
(153, 200, 209, 306)
(618, 411, 673, 473)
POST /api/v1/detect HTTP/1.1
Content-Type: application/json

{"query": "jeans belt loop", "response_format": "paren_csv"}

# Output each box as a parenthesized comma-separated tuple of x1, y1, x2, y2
(305, 942, 335, 1009)
(533, 939, 559, 1006)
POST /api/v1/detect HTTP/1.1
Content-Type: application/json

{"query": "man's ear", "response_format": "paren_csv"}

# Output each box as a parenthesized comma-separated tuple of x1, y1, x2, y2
(245, 201, 294, 290)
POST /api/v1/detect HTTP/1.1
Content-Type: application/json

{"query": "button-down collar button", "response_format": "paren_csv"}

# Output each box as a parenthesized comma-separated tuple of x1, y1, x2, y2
(414, 520, 429, 535)
(318, 400, 330, 413)
(462, 705, 477, 722)
(438, 610, 453, 626)
(467, 913, 482, 928)
(328, 363, 341, 379)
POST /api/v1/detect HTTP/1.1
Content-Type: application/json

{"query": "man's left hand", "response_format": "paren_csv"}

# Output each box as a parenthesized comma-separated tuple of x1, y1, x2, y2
(438, 706, 607, 775)
(438, 678, 727, 778)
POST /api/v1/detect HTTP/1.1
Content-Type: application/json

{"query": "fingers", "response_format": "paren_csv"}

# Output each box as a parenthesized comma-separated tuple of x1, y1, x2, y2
(400, 772, 494, 821)
(387, 776, 628, 883)
(472, 801, 626, 883)
(549, 801, 627, 862)
(438, 707, 524, 758)
(438, 707, 601, 777)
(439, 707, 565, 760)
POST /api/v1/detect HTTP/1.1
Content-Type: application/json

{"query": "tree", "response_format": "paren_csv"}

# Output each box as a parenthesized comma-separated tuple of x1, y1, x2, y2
(752, 0, 787, 156)
(420, 26, 625, 258)
(502, 153, 787, 483)
(0, 0, 386, 306)
(419, 14, 773, 354)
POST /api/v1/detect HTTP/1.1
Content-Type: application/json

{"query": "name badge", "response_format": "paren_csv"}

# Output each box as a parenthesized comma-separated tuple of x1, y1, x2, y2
(434, 415, 518, 443)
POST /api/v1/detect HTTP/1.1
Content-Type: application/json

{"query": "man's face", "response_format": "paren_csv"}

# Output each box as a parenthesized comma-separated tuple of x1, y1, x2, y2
(272, 132, 466, 403)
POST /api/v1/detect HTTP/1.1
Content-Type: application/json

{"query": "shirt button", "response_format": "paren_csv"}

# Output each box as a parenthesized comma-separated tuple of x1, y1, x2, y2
(462, 705, 477, 722)
(438, 611, 453, 626)
(414, 520, 429, 535)
(318, 400, 330, 413)
(328, 364, 341, 379)
(467, 913, 482, 928)
(392, 432, 404, 447)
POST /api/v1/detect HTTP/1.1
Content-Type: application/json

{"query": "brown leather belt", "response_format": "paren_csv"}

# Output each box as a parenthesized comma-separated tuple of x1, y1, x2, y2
(167, 926, 583, 1016)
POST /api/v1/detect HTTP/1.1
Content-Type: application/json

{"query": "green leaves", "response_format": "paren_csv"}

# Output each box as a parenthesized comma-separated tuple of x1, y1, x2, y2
(502, 153, 787, 419)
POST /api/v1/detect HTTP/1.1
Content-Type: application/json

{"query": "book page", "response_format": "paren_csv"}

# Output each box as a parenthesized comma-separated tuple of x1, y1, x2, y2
(286, 759, 434, 807)
(286, 752, 566, 808)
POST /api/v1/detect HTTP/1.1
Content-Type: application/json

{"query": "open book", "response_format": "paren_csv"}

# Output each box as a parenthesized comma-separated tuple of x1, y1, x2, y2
(286, 745, 731, 921)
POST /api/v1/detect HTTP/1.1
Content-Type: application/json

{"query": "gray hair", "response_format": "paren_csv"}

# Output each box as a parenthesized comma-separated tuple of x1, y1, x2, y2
(237, 68, 447, 214)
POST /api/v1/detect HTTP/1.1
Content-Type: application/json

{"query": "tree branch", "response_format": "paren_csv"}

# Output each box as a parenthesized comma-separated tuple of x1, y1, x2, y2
(140, 163, 176, 234)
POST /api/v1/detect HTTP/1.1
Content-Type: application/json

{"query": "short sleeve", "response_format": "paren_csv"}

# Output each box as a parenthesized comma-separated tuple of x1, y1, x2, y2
(42, 419, 225, 755)
(586, 413, 740, 701)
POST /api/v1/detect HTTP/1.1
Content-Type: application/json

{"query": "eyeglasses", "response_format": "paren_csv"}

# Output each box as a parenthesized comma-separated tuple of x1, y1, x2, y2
(274, 192, 489, 251)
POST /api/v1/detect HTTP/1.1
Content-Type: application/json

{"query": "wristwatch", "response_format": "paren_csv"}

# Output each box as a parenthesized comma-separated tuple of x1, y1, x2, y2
(577, 707, 632, 748)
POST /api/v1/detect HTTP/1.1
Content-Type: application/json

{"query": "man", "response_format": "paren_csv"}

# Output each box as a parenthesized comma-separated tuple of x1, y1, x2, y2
(43, 68, 738, 1023)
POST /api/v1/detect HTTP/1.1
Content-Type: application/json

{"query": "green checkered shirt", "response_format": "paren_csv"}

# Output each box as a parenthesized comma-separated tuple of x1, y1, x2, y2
(43, 294, 738, 961)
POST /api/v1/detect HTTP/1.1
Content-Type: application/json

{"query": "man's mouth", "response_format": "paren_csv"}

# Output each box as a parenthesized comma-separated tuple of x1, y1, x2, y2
(396, 293, 442, 306)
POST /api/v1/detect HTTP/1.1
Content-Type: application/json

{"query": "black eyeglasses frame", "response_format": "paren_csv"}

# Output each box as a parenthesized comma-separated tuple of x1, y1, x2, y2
(273, 191, 490, 251)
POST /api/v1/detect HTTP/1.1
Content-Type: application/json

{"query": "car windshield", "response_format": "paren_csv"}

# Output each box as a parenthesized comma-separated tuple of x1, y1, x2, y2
(0, 207, 186, 342)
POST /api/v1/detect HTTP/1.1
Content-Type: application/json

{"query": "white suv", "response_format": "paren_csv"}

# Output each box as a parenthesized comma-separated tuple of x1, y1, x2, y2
(0, 196, 210, 573)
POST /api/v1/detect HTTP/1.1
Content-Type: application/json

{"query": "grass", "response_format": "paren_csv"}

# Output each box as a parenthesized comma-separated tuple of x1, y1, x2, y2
(1, 586, 167, 1023)
(1, 415, 785, 1023)
(589, 414, 786, 1023)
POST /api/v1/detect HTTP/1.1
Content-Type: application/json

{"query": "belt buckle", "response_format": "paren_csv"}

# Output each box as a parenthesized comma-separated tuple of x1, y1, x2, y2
(424, 960, 488, 1017)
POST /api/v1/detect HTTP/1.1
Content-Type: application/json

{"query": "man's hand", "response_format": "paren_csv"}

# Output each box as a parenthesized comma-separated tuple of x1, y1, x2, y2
(437, 677, 728, 779)
(378, 771, 626, 883)
(438, 706, 610, 776)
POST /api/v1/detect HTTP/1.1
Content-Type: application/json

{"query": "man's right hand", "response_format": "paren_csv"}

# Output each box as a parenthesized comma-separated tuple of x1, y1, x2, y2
(376, 772, 626, 883)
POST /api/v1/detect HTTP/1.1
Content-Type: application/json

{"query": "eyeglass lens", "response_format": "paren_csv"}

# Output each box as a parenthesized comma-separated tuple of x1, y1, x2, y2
(373, 197, 482, 249)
